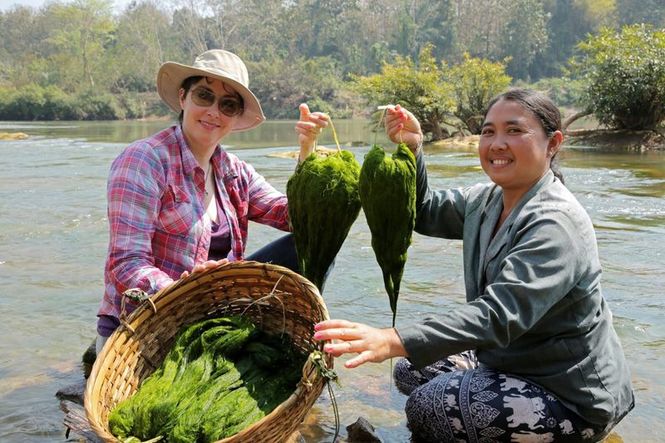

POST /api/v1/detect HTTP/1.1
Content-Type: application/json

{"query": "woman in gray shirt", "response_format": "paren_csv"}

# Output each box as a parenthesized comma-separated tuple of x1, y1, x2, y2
(314, 89, 634, 442)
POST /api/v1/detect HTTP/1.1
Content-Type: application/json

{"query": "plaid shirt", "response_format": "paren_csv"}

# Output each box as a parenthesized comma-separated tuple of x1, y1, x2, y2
(98, 125, 289, 321)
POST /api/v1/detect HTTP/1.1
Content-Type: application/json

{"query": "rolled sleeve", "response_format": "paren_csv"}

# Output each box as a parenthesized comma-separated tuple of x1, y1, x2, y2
(106, 145, 174, 295)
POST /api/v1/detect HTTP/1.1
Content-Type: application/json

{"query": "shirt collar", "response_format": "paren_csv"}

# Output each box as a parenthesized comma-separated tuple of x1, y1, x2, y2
(174, 125, 199, 177)
(174, 124, 227, 178)
(520, 169, 555, 205)
(490, 169, 556, 228)
(483, 169, 554, 226)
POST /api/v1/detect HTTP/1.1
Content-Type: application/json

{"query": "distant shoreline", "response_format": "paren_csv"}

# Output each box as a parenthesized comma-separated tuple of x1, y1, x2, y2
(2, 125, 663, 151)
(565, 129, 664, 151)
(429, 131, 665, 151)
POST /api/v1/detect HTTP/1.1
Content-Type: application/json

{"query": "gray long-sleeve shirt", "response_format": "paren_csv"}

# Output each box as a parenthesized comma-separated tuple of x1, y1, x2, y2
(398, 152, 634, 425)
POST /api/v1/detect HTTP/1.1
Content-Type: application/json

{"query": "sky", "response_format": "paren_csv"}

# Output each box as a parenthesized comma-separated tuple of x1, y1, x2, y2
(0, 0, 132, 13)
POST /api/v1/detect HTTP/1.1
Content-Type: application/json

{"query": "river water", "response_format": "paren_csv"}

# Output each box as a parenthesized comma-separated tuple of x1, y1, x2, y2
(0, 120, 663, 442)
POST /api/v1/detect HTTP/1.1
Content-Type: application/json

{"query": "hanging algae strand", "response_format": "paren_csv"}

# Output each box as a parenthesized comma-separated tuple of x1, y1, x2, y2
(359, 142, 416, 327)
(287, 119, 361, 290)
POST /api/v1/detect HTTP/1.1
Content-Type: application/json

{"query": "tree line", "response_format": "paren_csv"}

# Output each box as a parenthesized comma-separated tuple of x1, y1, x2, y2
(0, 0, 663, 134)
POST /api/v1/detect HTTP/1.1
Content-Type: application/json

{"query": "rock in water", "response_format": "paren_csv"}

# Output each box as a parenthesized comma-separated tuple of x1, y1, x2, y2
(56, 378, 87, 404)
(346, 416, 382, 442)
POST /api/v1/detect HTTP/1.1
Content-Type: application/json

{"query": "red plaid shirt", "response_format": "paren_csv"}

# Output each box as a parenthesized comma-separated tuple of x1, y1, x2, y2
(98, 125, 289, 321)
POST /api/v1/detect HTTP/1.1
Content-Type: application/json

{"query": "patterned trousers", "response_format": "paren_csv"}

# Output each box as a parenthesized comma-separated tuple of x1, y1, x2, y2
(394, 352, 611, 443)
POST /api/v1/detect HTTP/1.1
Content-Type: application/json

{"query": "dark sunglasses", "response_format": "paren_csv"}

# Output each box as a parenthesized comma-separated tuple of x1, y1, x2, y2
(190, 86, 244, 117)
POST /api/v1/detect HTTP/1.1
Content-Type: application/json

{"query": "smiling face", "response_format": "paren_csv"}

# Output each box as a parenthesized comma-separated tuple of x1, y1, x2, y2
(178, 77, 240, 153)
(479, 98, 561, 201)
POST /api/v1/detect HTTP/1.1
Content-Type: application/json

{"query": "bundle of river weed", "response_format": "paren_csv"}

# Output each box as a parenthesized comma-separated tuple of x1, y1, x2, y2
(287, 149, 361, 290)
(359, 143, 416, 327)
(108, 315, 307, 442)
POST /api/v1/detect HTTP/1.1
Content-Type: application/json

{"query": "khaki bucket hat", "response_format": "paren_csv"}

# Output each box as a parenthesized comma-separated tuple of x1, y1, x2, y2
(157, 49, 265, 132)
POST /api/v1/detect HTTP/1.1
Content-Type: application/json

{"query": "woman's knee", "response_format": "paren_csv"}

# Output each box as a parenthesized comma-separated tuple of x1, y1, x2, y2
(393, 357, 418, 394)
(405, 378, 454, 442)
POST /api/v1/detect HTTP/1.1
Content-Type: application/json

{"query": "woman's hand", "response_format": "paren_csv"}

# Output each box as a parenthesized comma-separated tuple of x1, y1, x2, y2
(180, 258, 229, 279)
(295, 103, 330, 163)
(313, 319, 408, 368)
(384, 104, 423, 154)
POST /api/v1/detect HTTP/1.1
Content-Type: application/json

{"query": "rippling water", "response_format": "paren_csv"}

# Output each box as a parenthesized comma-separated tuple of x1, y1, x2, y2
(0, 121, 663, 442)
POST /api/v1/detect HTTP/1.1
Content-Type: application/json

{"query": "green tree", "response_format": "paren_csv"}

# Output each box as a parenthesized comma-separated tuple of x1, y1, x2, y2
(392, 0, 457, 62)
(288, 0, 394, 75)
(453, 0, 508, 59)
(42, 0, 115, 91)
(530, 0, 595, 79)
(0, 6, 50, 87)
(498, 0, 548, 80)
(575, 0, 617, 29)
(168, 4, 209, 61)
(350, 45, 455, 141)
(526, 77, 585, 108)
(248, 55, 350, 119)
(211, 0, 297, 61)
(451, 0, 548, 80)
(4, 0, 663, 122)
(446, 54, 512, 134)
(573, 24, 665, 130)
(616, 0, 665, 26)
(110, 1, 170, 93)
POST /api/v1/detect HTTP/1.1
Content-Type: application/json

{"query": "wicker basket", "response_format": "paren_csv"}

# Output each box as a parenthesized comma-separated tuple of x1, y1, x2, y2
(84, 261, 333, 442)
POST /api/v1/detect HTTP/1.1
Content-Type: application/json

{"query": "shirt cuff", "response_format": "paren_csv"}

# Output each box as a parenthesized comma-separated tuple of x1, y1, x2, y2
(396, 323, 438, 369)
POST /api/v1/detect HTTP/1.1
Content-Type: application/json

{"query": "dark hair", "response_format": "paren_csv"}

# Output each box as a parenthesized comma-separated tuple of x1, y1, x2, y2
(484, 88, 564, 184)
(178, 76, 204, 124)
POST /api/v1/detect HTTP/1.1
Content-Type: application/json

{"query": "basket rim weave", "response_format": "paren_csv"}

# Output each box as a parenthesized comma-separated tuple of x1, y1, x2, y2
(84, 260, 332, 443)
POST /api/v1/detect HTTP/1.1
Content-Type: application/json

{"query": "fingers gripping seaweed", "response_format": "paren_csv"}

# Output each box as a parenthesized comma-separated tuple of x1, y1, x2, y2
(359, 143, 416, 326)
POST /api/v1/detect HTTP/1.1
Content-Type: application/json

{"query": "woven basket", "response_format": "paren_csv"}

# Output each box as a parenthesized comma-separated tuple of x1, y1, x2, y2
(84, 261, 332, 442)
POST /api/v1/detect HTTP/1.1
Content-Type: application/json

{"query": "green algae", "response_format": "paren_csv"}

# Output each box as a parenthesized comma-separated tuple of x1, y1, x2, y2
(108, 316, 306, 442)
(359, 143, 416, 327)
(287, 150, 362, 290)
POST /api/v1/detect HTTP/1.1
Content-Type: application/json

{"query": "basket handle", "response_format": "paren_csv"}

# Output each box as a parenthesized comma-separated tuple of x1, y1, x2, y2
(119, 288, 157, 334)
(304, 349, 340, 441)
(303, 350, 337, 388)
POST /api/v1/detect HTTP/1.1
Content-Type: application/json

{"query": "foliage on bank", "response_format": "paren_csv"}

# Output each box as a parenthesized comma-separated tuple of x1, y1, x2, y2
(572, 24, 665, 130)
(446, 54, 512, 134)
(350, 45, 455, 140)
(1, 0, 663, 124)
(350, 46, 511, 139)
(0, 84, 167, 121)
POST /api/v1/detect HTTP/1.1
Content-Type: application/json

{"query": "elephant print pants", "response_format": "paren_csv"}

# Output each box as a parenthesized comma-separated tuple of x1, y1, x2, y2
(394, 352, 612, 443)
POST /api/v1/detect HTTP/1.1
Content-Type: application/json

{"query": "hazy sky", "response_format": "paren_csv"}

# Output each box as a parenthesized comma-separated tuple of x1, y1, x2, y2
(0, 0, 131, 13)
(0, 0, 43, 9)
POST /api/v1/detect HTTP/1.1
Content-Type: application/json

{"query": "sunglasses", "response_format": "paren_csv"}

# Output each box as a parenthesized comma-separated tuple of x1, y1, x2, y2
(190, 86, 244, 117)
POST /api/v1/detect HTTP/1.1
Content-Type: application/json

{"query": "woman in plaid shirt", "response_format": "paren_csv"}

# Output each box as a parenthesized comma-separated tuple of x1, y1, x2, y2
(96, 49, 328, 353)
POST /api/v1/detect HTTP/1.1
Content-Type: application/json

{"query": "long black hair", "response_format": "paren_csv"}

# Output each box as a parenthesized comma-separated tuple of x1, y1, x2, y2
(484, 88, 564, 184)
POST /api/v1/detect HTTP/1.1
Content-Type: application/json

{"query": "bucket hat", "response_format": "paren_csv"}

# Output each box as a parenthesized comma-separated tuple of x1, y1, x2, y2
(157, 49, 265, 132)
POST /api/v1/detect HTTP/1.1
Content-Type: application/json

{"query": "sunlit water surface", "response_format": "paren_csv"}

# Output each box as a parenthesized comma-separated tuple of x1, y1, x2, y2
(0, 120, 663, 442)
